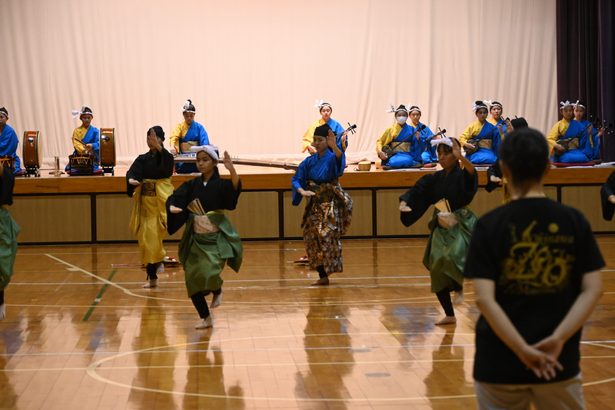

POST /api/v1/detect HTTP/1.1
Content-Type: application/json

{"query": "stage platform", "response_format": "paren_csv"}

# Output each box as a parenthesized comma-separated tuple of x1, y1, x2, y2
(13, 164, 615, 244)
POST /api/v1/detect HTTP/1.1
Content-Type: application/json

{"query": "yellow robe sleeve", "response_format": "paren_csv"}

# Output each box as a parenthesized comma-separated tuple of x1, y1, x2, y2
(376, 124, 400, 152)
(169, 122, 187, 152)
(72, 127, 88, 154)
(547, 120, 568, 154)
(459, 121, 480, 145)
(301, 119, 324, 152)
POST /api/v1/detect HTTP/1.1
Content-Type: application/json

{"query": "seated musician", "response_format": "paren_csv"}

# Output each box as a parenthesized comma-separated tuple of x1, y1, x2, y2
(376, 104, 423, 169)
(408, 106, 438, 164)
(459, 101, 500, 164)
(66, 106, 102, 175)
(547, 100, 590, 164)
(574, 100, 603, 162)
(486, 100, 508, 142)
(0, 107, 24, 175)
(170, 99, 210, 174)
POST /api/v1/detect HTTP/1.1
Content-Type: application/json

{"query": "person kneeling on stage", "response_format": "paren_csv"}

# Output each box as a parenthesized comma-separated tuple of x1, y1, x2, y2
(167, 146, 242, 329)
(459, 101, 500, 164)
(377, 104, 424, 169)
(66, 106, 102, 175)
(547, 100, 590, 164)
(170, 99, 210, 174)
(127, 126, 175, 288)
(293, 124, 353, 286)
(0, 107, 25, 175)
(0, 161, 20, 320)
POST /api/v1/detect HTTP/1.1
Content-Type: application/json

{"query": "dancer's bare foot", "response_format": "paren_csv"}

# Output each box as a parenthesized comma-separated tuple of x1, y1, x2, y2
(453, 290, 464, 305)
(435, 316, 456, 325)
(311, 277, 329, 286)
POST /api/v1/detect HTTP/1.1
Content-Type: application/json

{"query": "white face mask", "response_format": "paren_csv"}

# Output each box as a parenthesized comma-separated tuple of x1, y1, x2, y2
(396, 115, 407, 124)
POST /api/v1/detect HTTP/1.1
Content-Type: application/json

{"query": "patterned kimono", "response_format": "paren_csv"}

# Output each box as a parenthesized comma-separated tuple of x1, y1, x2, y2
(459, 120, 500, 164)
(0, 167, 19, 294)
(166, 170, 242, 297)
(127, 148, 175, 265)
(547, 119, 589, 163)
(302, 118, 346, 153)
(377, 123, 423, 168)
(66, 125, 101, 174)
(170, 121, 210, 173)
(0, 124, 23, 174)
(400, 165, 478, 293)
(292, 149, 353, 274)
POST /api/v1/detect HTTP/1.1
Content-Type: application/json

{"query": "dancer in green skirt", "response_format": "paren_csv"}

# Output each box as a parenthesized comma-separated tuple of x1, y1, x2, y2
(167, 145, 242, 329)
(399, 136, 477, 325)
(0, 161, 20, 320)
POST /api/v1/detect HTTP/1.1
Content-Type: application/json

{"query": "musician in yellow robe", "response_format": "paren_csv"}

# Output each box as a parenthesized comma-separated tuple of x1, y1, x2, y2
(66, 106, 102, 174)
(127, 126, 175, 288)
(302, 100, 347, 154)
(169, 99, 210, 173)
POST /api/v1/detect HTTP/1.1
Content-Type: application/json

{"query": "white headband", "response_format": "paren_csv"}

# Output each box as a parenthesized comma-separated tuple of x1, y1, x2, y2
(574, 100, 586, 109)
(71, 106, 93, 119)
(559, 100, 574, 109)
(408, 106, 421, 114)
(314, 99, 332, 110)
(183, 99, 196, 113)
(190, 144, 219, 161)
(430, 136, 456, 148)
(472, 102, 489, 112)
(487, 100, 502, 109)
(386, 104, 410, 114)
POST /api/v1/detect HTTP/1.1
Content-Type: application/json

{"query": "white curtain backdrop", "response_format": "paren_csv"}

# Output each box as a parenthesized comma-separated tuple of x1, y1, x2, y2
(0, 0, 557, 165)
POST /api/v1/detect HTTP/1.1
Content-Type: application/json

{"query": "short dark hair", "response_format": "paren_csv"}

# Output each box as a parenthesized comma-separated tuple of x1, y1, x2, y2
(499, 127, 549, 183)
(148, 125, 165, 141)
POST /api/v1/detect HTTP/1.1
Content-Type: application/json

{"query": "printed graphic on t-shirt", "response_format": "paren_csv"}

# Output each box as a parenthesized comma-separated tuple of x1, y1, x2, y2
(500, 220, 574, 295)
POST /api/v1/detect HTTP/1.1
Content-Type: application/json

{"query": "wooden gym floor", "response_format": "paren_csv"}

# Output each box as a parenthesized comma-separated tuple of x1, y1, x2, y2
(1, 238, 614, 410)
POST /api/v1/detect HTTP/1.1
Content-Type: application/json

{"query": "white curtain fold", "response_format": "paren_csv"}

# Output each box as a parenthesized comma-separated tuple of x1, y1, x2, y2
(0, 0, 557, 166)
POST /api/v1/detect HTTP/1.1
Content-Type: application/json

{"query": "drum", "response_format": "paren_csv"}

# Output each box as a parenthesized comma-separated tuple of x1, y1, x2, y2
(357, 161, 371, 171)
(22, 130, 41, 168)
(69, 154, 95, 175)
(99, 128, 116, 167)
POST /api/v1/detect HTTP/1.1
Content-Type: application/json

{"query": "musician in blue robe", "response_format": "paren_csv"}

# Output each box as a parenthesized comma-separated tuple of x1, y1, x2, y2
(170, 99, 211, 174)
(0, 107, 24, 175)
(407, 106, 437, 164)
(302, 100, 347, 154)
(547, 101, 590, 163)
(487, 100, 508, 141)
(574, 101, 603, 161)
(459, 101, 501, 164)
(376, 105, 423, 169)
(66, 106, 102, 174)
(292, 124, 352, 286)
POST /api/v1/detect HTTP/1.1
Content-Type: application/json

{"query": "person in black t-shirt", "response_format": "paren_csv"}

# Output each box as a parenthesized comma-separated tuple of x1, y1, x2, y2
(464, 127, 604, 409)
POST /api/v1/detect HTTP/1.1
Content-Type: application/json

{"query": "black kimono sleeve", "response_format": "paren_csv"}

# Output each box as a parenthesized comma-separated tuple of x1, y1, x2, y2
(166, 179, 195, 235)
(457, 167, 479, 208)
(399, 173, 436, 227)
(126, 155, 144, 197)
(220, 179, 242, 210)
(601, 170, 615, 220)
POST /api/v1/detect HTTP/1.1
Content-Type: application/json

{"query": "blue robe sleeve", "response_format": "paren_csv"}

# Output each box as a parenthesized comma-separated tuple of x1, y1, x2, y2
(0, 127, 18, 156)
(291, 158, 310, 206)
(90, 127, 100, 152)
(198, 123, 210, 146)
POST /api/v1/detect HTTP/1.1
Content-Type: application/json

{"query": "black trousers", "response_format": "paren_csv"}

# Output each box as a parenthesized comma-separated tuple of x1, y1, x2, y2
(0, 289, 4, 305)
(435, 284, 462, 317)
(190, 289, 222, 318)
(145, 263, 160, 280)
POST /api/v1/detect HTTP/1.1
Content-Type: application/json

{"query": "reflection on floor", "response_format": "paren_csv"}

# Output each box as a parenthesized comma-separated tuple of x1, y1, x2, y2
(1, 238, 614, 409)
